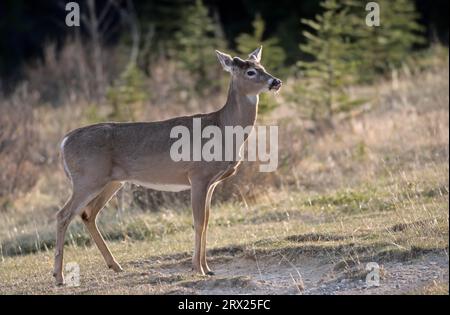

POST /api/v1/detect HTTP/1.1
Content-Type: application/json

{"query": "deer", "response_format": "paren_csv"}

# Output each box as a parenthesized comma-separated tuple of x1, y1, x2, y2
(53, 46, 282, 285)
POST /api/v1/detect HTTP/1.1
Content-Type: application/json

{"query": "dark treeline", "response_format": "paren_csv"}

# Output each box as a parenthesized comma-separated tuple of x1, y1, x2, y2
(0, 0, 448, 89)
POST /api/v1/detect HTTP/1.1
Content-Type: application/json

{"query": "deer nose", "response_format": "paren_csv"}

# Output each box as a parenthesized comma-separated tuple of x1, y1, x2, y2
(273, 79, 282, 86)
(269, 78, 282, 90)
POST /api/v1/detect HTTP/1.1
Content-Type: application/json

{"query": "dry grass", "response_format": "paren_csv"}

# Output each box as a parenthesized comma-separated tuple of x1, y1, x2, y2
(409, 281, 449, 295)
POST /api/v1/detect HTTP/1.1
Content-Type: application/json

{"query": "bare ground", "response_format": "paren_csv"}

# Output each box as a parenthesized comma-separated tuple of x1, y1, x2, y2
(23, 243, 446, 295)
(111, 245, 449, 295)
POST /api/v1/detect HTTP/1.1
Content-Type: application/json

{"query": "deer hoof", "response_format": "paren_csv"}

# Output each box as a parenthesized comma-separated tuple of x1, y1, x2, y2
(109, 263, 123, 273)
(191, 266, 206, 276)
(53, 273, 65, 286)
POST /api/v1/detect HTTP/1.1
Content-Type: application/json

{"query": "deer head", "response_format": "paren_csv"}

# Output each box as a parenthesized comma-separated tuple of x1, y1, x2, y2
(215, 46, 282, 96)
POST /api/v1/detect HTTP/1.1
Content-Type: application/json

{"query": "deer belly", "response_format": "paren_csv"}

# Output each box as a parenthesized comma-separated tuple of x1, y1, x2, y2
(130, 180, 191, 192)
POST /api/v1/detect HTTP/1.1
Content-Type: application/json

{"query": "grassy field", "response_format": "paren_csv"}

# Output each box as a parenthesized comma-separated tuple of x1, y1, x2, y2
(0, 175, 448, 294)
(0, 57, 448, 295)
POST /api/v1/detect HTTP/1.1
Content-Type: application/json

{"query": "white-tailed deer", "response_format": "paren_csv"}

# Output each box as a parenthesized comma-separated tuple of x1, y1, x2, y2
(53, 47, 282, 285)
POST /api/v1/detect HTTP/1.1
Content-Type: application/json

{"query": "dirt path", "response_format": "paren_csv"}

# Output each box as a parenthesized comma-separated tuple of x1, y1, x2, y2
(123, 249, 448, 295)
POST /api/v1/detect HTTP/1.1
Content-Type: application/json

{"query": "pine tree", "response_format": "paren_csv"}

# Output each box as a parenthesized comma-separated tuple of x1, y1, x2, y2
(106, 63, 149, 121)
(357, 0, 425, 82)
(297, 0, 362, 120)
(173, 0, 225, 94)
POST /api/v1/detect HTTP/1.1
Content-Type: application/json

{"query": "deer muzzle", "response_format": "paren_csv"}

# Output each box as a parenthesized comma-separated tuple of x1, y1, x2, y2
(269, 78, 282, 91)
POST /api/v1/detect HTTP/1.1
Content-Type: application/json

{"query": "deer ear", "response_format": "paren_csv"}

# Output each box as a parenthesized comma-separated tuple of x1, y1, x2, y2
(248, 46, 262, 63)
(215, 50, 233, 72)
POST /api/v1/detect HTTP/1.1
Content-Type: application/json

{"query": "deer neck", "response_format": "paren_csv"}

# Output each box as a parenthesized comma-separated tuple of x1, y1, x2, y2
(218, 78, 259, 129)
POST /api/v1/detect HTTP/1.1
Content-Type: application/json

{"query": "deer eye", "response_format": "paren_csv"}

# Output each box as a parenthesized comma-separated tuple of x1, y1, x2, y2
(246, 70, 257, 77)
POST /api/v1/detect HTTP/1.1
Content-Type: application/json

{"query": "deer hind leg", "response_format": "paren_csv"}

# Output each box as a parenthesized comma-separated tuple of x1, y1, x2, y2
(81, 181, 123, 272)
(53, 196, 74, 286)
(53, 186, 104, 285)
(200, 183, 217, 275)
